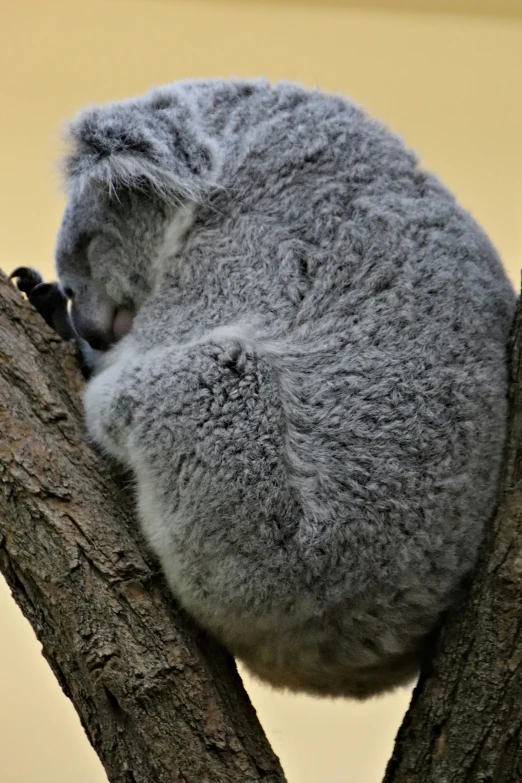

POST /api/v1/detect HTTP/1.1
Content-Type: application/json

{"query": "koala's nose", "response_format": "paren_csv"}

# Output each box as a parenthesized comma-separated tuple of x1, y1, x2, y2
(81, 327, 113, 352)
(70, 298, 115, 351)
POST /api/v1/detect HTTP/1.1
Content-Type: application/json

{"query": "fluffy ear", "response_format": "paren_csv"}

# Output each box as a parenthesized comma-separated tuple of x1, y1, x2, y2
(62, 93, 222, 204)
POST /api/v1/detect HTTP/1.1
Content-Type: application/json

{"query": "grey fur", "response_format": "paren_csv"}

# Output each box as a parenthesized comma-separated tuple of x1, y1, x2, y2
(55, 79, 515, 698)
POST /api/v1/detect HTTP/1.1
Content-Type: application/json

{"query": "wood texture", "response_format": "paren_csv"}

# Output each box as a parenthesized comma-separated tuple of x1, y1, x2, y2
(384, 293, 522, 782)
(0, 270, 286, 783)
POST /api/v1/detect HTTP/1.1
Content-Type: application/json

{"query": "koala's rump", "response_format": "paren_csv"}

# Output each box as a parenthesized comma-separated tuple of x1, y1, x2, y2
(128, 281, 509, 696)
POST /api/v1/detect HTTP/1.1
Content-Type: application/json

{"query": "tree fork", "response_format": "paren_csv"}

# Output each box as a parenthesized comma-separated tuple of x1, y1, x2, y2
(0, 269, 286, 783)
(1, 267, 521, 783)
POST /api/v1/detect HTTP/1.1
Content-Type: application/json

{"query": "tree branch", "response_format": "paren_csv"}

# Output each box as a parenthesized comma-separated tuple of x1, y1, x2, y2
(0, 270, 286, 783)
(384, 292, 522, 782)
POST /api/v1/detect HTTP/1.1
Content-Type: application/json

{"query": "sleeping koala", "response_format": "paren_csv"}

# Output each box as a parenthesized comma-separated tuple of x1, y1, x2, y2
(14, 79, 516, 698)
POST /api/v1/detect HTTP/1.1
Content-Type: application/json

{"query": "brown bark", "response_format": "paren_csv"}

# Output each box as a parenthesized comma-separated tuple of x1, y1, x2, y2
(0, 269, 286, 783)
(384, 292, 522, 783)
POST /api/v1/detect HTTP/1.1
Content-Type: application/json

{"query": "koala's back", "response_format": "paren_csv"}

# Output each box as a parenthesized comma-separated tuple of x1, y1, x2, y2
(151, 80, 515, 596)
(77, 81, 516, 697)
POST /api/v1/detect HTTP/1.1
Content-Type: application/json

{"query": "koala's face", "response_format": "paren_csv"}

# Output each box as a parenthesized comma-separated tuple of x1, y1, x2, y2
(56, 185, 174, 350)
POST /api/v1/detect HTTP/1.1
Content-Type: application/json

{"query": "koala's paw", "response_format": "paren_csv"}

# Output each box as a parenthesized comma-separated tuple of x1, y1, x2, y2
(10, 267, 74, 341)
(82, 349, 141, 463)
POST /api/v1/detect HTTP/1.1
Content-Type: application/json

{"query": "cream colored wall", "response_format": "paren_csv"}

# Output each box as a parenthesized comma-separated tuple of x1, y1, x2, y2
(0, 2, 520, 782)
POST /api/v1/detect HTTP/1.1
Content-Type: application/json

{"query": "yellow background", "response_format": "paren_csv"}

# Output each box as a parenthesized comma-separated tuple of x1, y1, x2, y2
(0, 1, 520, 782)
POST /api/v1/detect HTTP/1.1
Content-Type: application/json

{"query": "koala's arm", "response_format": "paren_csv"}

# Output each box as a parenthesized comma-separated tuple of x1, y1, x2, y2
(82, 332, 300, 619)
(83, 332, 283, 472)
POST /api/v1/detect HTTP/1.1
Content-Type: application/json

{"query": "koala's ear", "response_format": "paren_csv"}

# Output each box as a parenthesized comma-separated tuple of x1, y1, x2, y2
(62, 95, 222, 204)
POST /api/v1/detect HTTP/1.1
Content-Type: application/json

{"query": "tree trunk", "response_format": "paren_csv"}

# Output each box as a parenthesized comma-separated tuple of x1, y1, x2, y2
(384, 292, 522, 783)
(0, 269, 286, 783)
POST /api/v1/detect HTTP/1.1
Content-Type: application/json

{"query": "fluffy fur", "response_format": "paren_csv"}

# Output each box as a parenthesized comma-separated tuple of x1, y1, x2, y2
(55, 79, 515, 698)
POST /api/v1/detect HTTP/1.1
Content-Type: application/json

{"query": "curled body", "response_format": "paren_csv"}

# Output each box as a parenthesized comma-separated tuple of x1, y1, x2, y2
(49, 79, 514, 698)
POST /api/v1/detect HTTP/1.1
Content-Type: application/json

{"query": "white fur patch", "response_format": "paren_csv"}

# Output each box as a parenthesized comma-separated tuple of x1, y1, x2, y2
(153, 203, 196, 284)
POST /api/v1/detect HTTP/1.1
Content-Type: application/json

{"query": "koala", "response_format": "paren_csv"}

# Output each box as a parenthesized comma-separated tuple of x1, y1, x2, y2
(14, 79, 516, 699)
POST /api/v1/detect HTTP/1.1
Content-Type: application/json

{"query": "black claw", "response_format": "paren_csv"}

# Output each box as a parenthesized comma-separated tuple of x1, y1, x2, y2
(10, 267, 44, 296)
(28, 281, 66, 315)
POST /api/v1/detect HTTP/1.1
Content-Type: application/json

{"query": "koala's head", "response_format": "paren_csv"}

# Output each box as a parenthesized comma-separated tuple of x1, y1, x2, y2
(56, 183, 177, 350)
(55, 87, 221, 350)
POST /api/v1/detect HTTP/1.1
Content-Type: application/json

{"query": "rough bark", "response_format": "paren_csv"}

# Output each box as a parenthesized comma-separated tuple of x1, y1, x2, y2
(0, 269, 286, 783)
(384, 292, 522, 783)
